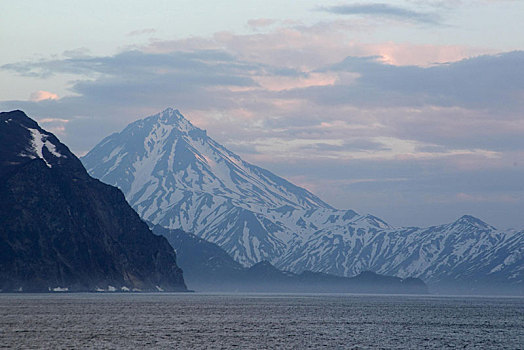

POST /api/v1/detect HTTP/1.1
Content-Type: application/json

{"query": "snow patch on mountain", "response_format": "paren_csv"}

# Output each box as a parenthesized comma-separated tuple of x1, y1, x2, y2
(23, 127, 65, 167)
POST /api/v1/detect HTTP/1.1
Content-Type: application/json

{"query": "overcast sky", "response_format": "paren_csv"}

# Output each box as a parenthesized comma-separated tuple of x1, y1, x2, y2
(1, 0, 523, 229)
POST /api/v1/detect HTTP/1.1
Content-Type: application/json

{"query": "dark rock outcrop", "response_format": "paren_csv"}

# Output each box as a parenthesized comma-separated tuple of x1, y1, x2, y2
(0, 110, 187, 292)
(150, 224, 245, 287)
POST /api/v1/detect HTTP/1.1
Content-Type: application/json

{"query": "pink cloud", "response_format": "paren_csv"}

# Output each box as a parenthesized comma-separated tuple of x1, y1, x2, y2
(364, 42, 494, 66)
(29, 90, 59, 102)
(145, 20, 491, 70)
(37, 117, 69, 136)
(38, 118, 69, 123)
(254, 72, 338, 91)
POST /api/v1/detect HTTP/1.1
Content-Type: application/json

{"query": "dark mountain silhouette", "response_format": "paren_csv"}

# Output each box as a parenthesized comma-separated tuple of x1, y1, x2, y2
(0, 110, 187, 292)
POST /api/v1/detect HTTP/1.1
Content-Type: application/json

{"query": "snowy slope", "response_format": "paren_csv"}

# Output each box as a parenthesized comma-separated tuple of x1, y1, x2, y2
(83, 108, 335, 264)
(82, 108, 523, 285)
(280, 215, 523, 284)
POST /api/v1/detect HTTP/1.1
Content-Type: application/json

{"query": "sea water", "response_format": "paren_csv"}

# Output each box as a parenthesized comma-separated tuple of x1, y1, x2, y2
(0, 293, 522, 349)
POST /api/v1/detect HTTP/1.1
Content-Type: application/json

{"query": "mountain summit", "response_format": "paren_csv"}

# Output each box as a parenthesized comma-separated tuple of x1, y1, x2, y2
(83, 107, 342, 264)
(0, 110, 71, 177)
(83, 109, 523, 291)
(84, 108, 330, 211)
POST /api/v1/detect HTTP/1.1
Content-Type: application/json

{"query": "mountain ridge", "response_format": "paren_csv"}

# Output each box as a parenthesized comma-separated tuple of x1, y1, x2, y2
(82, 108, 523, 292)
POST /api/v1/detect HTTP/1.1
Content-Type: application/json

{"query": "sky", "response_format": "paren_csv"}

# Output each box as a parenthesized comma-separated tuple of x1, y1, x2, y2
(1, 0, 524, 229)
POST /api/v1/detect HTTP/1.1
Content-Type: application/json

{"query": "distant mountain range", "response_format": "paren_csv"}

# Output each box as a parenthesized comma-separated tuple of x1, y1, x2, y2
(151, 224, 427, 294)
(0, 110, 187, 292)
(82, 108, 523, 293)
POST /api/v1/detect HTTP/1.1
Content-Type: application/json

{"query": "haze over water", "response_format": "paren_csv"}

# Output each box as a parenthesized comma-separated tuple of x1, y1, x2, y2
(1, 293, 522, 349)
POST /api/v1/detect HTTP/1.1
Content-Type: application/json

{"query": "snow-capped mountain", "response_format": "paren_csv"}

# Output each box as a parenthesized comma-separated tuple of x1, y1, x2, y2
(281, 215, 523, 285)
(82, 108, 523, 288)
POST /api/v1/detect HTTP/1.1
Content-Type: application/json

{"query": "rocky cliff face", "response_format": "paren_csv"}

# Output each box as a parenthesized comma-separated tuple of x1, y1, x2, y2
(0, 110, 187, 292)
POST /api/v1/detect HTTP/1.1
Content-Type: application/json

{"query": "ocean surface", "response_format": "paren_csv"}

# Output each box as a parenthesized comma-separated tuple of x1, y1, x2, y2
(0, 293, 522, 349)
